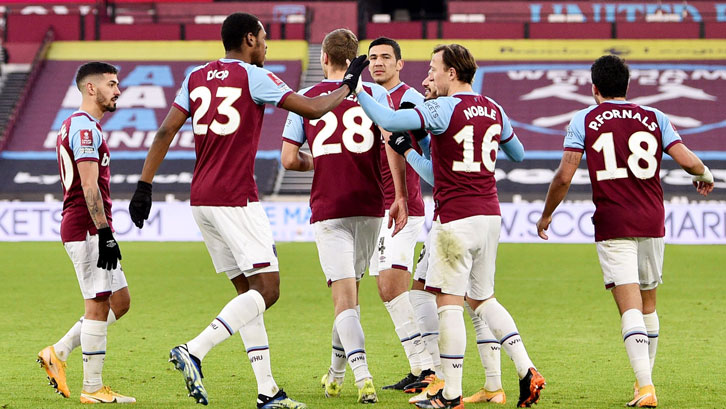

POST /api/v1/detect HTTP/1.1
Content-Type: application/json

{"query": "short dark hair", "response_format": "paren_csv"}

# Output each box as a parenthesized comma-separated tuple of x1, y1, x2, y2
(222, 12, 262, 52)
(75, 62, 117, 90)
(368, 37, 401, 60)
(591, 55, 629, 98)
(433, 44, 477, 84)
(322, 28, 358, 70)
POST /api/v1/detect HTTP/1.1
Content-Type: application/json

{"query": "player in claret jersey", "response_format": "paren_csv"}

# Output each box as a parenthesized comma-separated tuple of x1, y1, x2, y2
(537, 55, 714, 408)
(281, 28, 408, 404)
(128, 13, 368, 408)
(38, 62, 134, 404)
(355, 44, 544, 409)
(365, 37, 437, 393)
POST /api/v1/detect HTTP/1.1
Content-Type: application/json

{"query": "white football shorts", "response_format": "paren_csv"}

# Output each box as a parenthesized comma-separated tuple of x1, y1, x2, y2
(369, 211, 425, 275)
(596, 237, 664, 290)
(192, 203, 279, 279)
(64, 233, 128, 300)
(425, 215, 501, 299)
(313, 216, 383, 285)
(412, 233, 431, 284)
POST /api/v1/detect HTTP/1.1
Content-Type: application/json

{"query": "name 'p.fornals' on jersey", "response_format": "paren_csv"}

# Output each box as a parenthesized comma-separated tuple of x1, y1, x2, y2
(564, 100, 682, 241)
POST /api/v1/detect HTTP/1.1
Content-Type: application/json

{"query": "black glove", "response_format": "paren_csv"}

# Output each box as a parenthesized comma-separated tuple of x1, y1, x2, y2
(388, 132, 413, 156)
(129, 181, 152, 228)
(97, 227, 122, 270)
(398, 102, 429, 141)
(341, 55, 369, 95)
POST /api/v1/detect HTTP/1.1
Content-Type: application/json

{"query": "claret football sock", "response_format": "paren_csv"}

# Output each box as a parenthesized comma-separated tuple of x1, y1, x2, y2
(187, 289, 266, 361)
(240, 313, 278, 397)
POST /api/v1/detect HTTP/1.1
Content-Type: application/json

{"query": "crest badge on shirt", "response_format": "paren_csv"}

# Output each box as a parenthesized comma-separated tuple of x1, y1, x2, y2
(80, 129, 93, 146)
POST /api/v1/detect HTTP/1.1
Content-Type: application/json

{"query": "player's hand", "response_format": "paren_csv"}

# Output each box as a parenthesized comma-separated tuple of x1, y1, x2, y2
(398, 102, 428, 141)
(129, 181, 152, 228)
(342, 55, 369, 95)
(388, 132, 413, 157)
(692, 166, 715, 196)
(97, 227, 122, 270)
(536, 215, 552, 240)
(388, 197, 408, 237)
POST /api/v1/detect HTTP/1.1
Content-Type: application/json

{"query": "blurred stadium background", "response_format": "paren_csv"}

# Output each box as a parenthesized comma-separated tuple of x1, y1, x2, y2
(0, 0, 724, 244)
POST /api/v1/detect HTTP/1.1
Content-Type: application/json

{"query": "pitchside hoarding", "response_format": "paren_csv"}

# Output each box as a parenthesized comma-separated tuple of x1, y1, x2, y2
(1, 201, 724, 244)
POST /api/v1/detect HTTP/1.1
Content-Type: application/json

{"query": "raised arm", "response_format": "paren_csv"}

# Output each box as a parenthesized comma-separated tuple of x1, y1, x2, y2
(280, 55, 370, 120)
(357, 91, 423, 132)
(536, 150, 583, 240)
(280, 88, 350, 120)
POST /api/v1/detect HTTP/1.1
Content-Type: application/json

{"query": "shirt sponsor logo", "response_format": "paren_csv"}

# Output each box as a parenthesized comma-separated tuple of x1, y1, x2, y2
(80, 129, 93, 146)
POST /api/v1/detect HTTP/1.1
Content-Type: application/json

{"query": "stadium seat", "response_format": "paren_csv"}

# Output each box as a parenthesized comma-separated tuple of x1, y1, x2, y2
(366, 22, 422, 39)
(529, 22, 611, 39)
(704, 23, 726, 38)
(100, 23, 182, 41)
(5, 14, 81, 42)
(616, 22, 700, 39)
(184, 24, 221, 40)
(442, 22, 524, 39)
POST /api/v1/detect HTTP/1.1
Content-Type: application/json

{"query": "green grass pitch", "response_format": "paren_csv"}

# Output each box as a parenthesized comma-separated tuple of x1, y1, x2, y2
(1, 242, 724, 408)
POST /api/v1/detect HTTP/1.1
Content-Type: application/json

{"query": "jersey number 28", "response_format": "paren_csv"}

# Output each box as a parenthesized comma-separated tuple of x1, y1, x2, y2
(310, 106, 375, 157)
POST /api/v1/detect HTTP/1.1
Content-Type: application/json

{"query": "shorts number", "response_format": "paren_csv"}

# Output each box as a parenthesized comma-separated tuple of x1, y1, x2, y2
(310, 106, 375, 157)
(452, 124, 501, 173)
(592, 131, 658, 181)
(189, 86, 242, 135)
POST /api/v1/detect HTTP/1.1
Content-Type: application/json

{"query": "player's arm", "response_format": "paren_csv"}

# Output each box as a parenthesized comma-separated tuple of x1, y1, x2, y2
(78, 161, 108, 230)
(497, 102, 524, 162)
(77, 160, 122, 269)
(281, 89, 350, 120)
(141, 106, 187, 183)
(357, 91, 422, 132)
(280, 55, 369, 120)
(536, 150, 582, 240)
(382, 128, 408, 235)
(388, 132, 434, 186)
(129, 106, 187, 228)
(666, 143, 714, 196)
(281, 141, 313, 171)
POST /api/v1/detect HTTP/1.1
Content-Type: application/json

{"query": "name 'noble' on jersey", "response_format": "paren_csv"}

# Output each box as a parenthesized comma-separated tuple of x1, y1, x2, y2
(564, 101, 683, 241)
(282, 80, 392, 223)
(56, 111, 113, 242)
(173, 58, 293, 206)
(415, 94, 514, 223)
